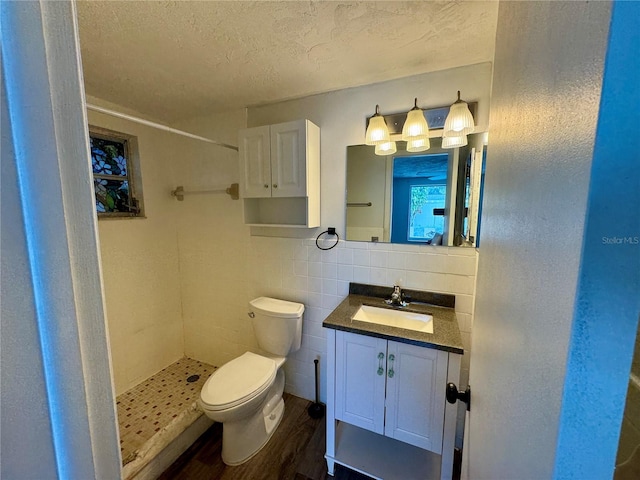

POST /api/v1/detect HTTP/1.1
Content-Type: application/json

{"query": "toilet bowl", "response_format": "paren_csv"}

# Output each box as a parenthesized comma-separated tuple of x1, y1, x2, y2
(199, 297, 304, 465)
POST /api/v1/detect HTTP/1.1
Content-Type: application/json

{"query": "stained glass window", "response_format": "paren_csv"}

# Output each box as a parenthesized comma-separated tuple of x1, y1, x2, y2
(89, 127, 143, 217)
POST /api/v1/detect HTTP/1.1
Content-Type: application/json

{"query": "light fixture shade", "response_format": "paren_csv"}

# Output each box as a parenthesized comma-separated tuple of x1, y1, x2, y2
(442, 134, 467, 149)
(365, 105, 390, 145)
(375, 141, 397, 156)
(407, 137, 430, 152)
(443, 91, 475, 137)
(402, 98, 430, 141)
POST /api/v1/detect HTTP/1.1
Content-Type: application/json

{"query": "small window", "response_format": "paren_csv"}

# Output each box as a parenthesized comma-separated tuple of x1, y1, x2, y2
(408, 184, 446, 242)
(89, 126, 144, 218)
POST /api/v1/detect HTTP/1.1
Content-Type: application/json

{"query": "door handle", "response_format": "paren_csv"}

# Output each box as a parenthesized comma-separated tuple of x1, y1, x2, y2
(446, 383, 471, 411)
(387, 354, 395, 378)
(377, 352, 384, 376)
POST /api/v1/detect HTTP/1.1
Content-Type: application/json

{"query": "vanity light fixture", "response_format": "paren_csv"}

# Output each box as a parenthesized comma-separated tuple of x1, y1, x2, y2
(365, 105, 391, 145)
(402, 98, 430, 142)
(443, 91, 475, 137)
(407, 138, 430, 153)
(375, 141, 397, 155)
(442, 133, 468, 149)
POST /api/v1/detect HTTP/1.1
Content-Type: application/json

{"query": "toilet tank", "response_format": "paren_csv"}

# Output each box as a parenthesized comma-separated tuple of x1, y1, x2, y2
(249, 297, 304, 356)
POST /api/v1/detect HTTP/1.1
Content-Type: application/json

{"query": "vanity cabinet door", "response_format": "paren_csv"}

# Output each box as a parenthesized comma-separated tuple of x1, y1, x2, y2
(270, 120, 307, 198)
(239, 125, 271, 198)
(384, 340, 448, 452)
(335, 331, 387, 434)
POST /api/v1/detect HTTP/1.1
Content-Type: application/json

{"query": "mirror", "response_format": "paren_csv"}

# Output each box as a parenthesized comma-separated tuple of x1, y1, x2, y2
(346, 133, 486, 247)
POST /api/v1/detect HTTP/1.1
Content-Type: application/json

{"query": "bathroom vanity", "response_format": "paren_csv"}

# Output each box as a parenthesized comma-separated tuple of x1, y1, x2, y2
(323, 284, 463, 480)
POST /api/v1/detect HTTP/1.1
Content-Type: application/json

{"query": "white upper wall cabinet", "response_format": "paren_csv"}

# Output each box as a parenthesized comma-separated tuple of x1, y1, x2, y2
(239, 119, 320, 227)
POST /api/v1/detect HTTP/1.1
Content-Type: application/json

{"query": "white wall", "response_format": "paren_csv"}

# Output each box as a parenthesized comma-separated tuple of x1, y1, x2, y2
(170, 109, 257, 368)
(467, 1, 612, 478)
(88, 96, 186, 395)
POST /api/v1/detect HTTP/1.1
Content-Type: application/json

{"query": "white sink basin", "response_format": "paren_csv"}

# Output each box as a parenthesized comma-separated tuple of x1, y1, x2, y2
(352, 305, 434, 334)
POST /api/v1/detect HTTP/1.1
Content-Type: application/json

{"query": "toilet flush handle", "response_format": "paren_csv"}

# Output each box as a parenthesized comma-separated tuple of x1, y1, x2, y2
(248, 312, 255, 318)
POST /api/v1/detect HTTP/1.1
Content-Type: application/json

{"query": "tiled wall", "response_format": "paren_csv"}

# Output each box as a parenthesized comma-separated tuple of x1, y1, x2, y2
(245, 236, 477, 445)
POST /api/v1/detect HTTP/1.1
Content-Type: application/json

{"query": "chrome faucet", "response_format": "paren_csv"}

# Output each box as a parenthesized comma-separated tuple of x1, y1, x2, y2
(386, 285, 407, 307)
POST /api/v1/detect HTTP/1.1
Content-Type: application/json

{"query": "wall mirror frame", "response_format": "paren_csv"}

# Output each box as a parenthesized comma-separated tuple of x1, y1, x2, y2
(345, 133, 486, 247)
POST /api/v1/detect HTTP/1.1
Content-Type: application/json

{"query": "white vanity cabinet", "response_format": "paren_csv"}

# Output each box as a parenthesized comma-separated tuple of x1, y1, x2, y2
(326, 329, 461, 480)
(335, 331, 448, 452)
(238, 119, 320, 227)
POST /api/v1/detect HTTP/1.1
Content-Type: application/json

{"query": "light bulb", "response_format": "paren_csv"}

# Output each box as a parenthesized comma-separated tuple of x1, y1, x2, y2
(443, 91, 475, 137)
(375, 141, 397, 156)
(407, 138, 430, 152)
(401, 98, 430, 141)
(365, 105, 390, 145)
(442, 134, 467, 149)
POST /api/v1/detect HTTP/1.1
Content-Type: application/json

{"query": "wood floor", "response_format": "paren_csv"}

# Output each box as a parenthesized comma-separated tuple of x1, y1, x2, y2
(158, 394, 370, 480)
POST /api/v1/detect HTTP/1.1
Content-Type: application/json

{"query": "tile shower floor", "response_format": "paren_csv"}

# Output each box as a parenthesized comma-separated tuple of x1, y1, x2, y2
(116, 357, 217, 466)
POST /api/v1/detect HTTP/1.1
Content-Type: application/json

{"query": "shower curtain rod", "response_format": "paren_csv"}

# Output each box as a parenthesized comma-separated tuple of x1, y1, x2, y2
(86, 103, 239, 152)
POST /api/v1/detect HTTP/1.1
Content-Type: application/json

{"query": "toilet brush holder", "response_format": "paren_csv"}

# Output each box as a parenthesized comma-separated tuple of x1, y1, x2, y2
(308, 359, 325, 419)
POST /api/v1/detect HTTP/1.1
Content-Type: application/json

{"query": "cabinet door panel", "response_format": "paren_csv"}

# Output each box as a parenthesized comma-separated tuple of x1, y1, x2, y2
(270, 120, 307, 197)
(239, 125, 271, 198)
(385, 341, 448, 452)
(335, 331, 386, 434)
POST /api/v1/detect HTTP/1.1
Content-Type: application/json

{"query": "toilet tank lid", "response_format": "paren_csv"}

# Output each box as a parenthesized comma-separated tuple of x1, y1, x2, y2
(250, 297, 304, 318)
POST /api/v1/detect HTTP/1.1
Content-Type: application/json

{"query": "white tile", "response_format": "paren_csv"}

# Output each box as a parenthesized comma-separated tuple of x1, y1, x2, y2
(337, 264, 353, 281)
(421, 272, 450, 293)
(387, 251, 406, 270)
(456, 313, 473, 333)
(370, 250, 388, 268)
(453, 247, 478, 257)
(368, 242, 390, 251)
(404, 270, 427, 290)
(423, 254, 448, 274)
(447, 255, 478, 276)
(308, 246, 321, 262)
(337, 280, 350, 296)
(322, 294, 341, 310)
(346, 241, 368, 250)
(308, 261, 322, 278)
(455, 295, 475, 315)
(322, 278, 337, 295)
(405, 253, 425, 272)
(308, 276, 323, 293)
(303, 319, 324, 338)
(306, 292, 323, 308)
(386, 269, 407, 287)
(322, 262, 338, 279)
(294, 261, 308, 276)
(322, 248, 338, 264)
(294, 245, 308, 261)
(352, 249, 370, 267)
(448, 275, 475, 295)
(294, 275, 308, 293)
(352, 266, 370, 283)
(282, 259, 295, 276)
(370, 267, 387, 285)
(337, 248, 353, 265)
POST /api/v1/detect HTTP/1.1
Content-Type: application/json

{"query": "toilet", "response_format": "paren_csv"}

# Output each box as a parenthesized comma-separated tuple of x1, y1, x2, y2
(199, 297, 304, 466)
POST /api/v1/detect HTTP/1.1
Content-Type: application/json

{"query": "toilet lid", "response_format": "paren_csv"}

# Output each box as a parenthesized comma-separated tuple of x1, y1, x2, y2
(200, 352, 276, 410)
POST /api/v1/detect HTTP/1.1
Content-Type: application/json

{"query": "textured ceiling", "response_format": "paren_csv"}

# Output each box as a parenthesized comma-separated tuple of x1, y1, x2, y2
(77, 1, 498, 122)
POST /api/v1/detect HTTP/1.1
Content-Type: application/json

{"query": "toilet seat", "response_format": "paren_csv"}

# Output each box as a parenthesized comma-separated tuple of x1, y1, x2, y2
(200, 352, 276, 411)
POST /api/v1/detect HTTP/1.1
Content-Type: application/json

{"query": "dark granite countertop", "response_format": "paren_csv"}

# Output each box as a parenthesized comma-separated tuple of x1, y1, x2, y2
(322, 292, 464, 355)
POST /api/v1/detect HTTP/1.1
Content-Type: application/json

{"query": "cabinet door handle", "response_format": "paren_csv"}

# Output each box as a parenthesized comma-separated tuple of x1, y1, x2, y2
(264, 184, 269, 188)
(273, 184, 278, 188)
(377, 352, 384, 376)
(387, 354, 395, 378)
